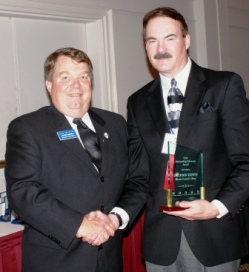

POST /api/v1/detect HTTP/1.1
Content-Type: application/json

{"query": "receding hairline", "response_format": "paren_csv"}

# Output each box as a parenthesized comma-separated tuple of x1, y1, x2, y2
(142, 7, 189, 39)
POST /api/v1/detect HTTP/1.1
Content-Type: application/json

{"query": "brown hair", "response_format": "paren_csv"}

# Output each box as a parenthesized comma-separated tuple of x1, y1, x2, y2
(143, 7, 189, 39)
(44, 47, 93, 82)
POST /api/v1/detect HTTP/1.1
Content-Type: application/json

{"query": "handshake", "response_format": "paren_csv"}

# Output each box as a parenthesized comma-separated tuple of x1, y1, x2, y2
(76, 211, 121, 246)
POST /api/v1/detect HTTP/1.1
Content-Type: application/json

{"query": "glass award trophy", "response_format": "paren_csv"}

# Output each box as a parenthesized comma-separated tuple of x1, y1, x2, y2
(159, 142, 205, 211)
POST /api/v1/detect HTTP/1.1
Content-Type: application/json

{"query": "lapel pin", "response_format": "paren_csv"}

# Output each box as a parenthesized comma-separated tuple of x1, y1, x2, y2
(103, 132, 109, 139)
(103, 132, 109, 142)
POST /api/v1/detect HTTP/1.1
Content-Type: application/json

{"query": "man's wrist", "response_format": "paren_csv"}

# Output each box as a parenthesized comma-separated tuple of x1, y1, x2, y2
(109, 212, 123, 227)
(110, 207, 129, 229)
(211, 199, 229, 218)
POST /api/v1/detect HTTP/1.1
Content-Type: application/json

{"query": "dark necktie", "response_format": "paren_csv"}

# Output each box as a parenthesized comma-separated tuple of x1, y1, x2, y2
(167, 78, 184, 130)
(73, 118, 102, 172)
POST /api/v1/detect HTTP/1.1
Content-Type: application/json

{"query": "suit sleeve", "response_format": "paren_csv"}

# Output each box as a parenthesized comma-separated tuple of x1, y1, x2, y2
(116, 99, 149, 225)
(5, 118, 83, 249)
(215, 73, 249, 217)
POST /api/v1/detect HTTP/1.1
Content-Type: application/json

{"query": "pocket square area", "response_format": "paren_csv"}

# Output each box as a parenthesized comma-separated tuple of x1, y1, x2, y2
(199, 102, 214, 114)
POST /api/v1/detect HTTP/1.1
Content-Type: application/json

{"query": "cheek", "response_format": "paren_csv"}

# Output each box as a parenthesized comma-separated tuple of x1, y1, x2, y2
(81, 82, 92, 93)
(82, 86, 92, 99)
(86, 90, 92, 100)
(146, 47, 154, 57)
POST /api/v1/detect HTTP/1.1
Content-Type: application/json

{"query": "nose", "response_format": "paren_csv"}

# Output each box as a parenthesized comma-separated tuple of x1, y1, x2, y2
(157, 39, 166, 52)
(71, 78, 80, 88)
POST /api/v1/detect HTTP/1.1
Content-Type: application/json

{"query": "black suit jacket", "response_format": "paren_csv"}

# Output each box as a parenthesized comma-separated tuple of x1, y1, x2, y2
(5, 105, 128, 272)
(117, 61, 249, 266)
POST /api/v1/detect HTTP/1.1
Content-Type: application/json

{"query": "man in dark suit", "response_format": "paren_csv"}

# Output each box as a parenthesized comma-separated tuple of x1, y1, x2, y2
(110, 7, 249, 272)
(5, 47, 128, 272)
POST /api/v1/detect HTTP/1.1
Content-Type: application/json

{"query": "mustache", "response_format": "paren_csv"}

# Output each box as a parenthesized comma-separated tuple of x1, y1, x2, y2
(154, 52, 172, 59)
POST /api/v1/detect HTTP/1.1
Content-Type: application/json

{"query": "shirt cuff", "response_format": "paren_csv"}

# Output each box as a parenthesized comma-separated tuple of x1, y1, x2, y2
(211, 199, 229, 218)
(110, 207, 129, 229)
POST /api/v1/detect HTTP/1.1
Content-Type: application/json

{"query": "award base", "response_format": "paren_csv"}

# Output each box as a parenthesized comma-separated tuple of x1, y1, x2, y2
(159, 205, 188, 211)
(160, 189, 189, 212)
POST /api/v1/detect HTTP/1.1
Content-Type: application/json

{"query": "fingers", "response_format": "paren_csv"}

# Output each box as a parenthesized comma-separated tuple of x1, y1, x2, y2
(88, 211, 116, 228)
(163, 200, 219, 220)
(76, 211, 117, 246)
(177, 200, 192, 209)
(83, 233, 102, 246)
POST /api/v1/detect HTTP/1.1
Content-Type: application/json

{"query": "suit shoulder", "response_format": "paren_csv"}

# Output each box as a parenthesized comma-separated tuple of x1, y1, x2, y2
(128, 78, 159, 103)
(90, 107, 126, 123)
(191, 60, 242, 81)
(190, 61, 245, 91)
(9, 106, 50, 126)
(200, 65, 242, 83)
(203, 67, 237, 77)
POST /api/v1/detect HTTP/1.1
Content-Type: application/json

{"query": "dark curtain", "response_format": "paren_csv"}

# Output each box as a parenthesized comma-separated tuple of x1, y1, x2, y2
(122, 212, 146, 272)
(0, 231, 22, 272)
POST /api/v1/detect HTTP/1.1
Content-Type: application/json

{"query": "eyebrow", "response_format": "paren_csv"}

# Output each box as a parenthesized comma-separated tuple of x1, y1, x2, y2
(146, 33, 176, 41)
(57, 71, 70, 77)
(165, 34, 176, 39)
(58, 70, 89, 76)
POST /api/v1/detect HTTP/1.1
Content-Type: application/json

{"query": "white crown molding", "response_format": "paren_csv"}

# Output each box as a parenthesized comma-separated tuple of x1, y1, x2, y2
(0, 0, 107, 22)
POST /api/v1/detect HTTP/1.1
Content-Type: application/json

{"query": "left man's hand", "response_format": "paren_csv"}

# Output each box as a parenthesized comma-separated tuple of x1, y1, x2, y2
(76, 211, 116, 246)
(163, 199, 219, 220)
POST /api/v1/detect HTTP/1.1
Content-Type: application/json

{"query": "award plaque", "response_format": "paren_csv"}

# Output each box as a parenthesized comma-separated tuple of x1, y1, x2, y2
(160, 142, 205, 211)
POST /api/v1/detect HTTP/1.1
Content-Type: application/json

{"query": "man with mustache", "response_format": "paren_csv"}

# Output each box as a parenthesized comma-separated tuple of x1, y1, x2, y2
(154, 52, 172, 59)
(110, 6, 249, 272)
(5, 47, 128, 272)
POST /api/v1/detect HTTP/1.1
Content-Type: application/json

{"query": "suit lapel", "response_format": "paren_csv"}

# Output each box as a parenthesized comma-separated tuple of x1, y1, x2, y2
(89, 109, 112, 174)
(177, 61, 207, 144)
(147, 78, 169, 140)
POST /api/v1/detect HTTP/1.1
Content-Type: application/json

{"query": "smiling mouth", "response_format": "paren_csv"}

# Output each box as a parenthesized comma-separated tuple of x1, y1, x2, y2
(68, 93, 82, 97)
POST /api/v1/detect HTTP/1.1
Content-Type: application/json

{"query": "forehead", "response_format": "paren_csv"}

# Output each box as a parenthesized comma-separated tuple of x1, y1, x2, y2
(146, 16, 182, 37)
(54, 55, 89, 73)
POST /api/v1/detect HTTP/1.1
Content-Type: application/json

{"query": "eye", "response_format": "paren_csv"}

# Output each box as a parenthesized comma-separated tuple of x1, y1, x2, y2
(81, 74, 90, 80)
(61, 75, 71, 81)
(146, 39, 157, 46)
(166, 35, 176, 42)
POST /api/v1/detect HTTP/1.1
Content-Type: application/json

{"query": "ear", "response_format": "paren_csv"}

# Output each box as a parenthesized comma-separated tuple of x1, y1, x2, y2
(145, 41, 149, 51)
(185, 34, 191, 50)
(46, 80, 52, 94)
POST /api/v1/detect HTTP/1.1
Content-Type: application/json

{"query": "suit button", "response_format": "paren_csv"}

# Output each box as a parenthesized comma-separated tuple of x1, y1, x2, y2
(100, 205, 105, 211)
(101, 176, 104, 182)
(98, 245, 103, 250)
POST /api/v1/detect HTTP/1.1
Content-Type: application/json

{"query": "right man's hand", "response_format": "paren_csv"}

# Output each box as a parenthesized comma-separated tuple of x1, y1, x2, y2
(76, 211, 116, 246)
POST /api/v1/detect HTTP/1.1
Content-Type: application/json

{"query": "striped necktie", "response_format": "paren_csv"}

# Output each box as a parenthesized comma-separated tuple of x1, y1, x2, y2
(73, 118, 102, 172)
(167, 78, 184, 131)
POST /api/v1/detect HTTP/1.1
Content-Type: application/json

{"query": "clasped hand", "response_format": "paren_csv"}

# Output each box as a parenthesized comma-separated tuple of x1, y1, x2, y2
(76, 211, 119, 246)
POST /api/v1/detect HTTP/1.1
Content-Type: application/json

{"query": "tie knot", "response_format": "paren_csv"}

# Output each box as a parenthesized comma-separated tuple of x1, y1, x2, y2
(73, 118, 88, 129)
(171, 78, 177, 88)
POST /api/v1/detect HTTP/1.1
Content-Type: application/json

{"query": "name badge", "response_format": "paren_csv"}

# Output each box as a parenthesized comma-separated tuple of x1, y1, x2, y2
(161, 133, 177, 154)
(57, 129, 77, 141)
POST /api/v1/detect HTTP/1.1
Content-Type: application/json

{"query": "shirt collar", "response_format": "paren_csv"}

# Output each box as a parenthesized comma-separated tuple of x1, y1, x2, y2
(159, 57, 192, 96)
(65, 112, 95, 132)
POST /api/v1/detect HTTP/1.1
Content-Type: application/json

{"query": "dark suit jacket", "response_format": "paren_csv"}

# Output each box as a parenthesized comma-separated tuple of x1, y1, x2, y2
(117, 61, 249, 266)
(5, 105, 128, 272)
